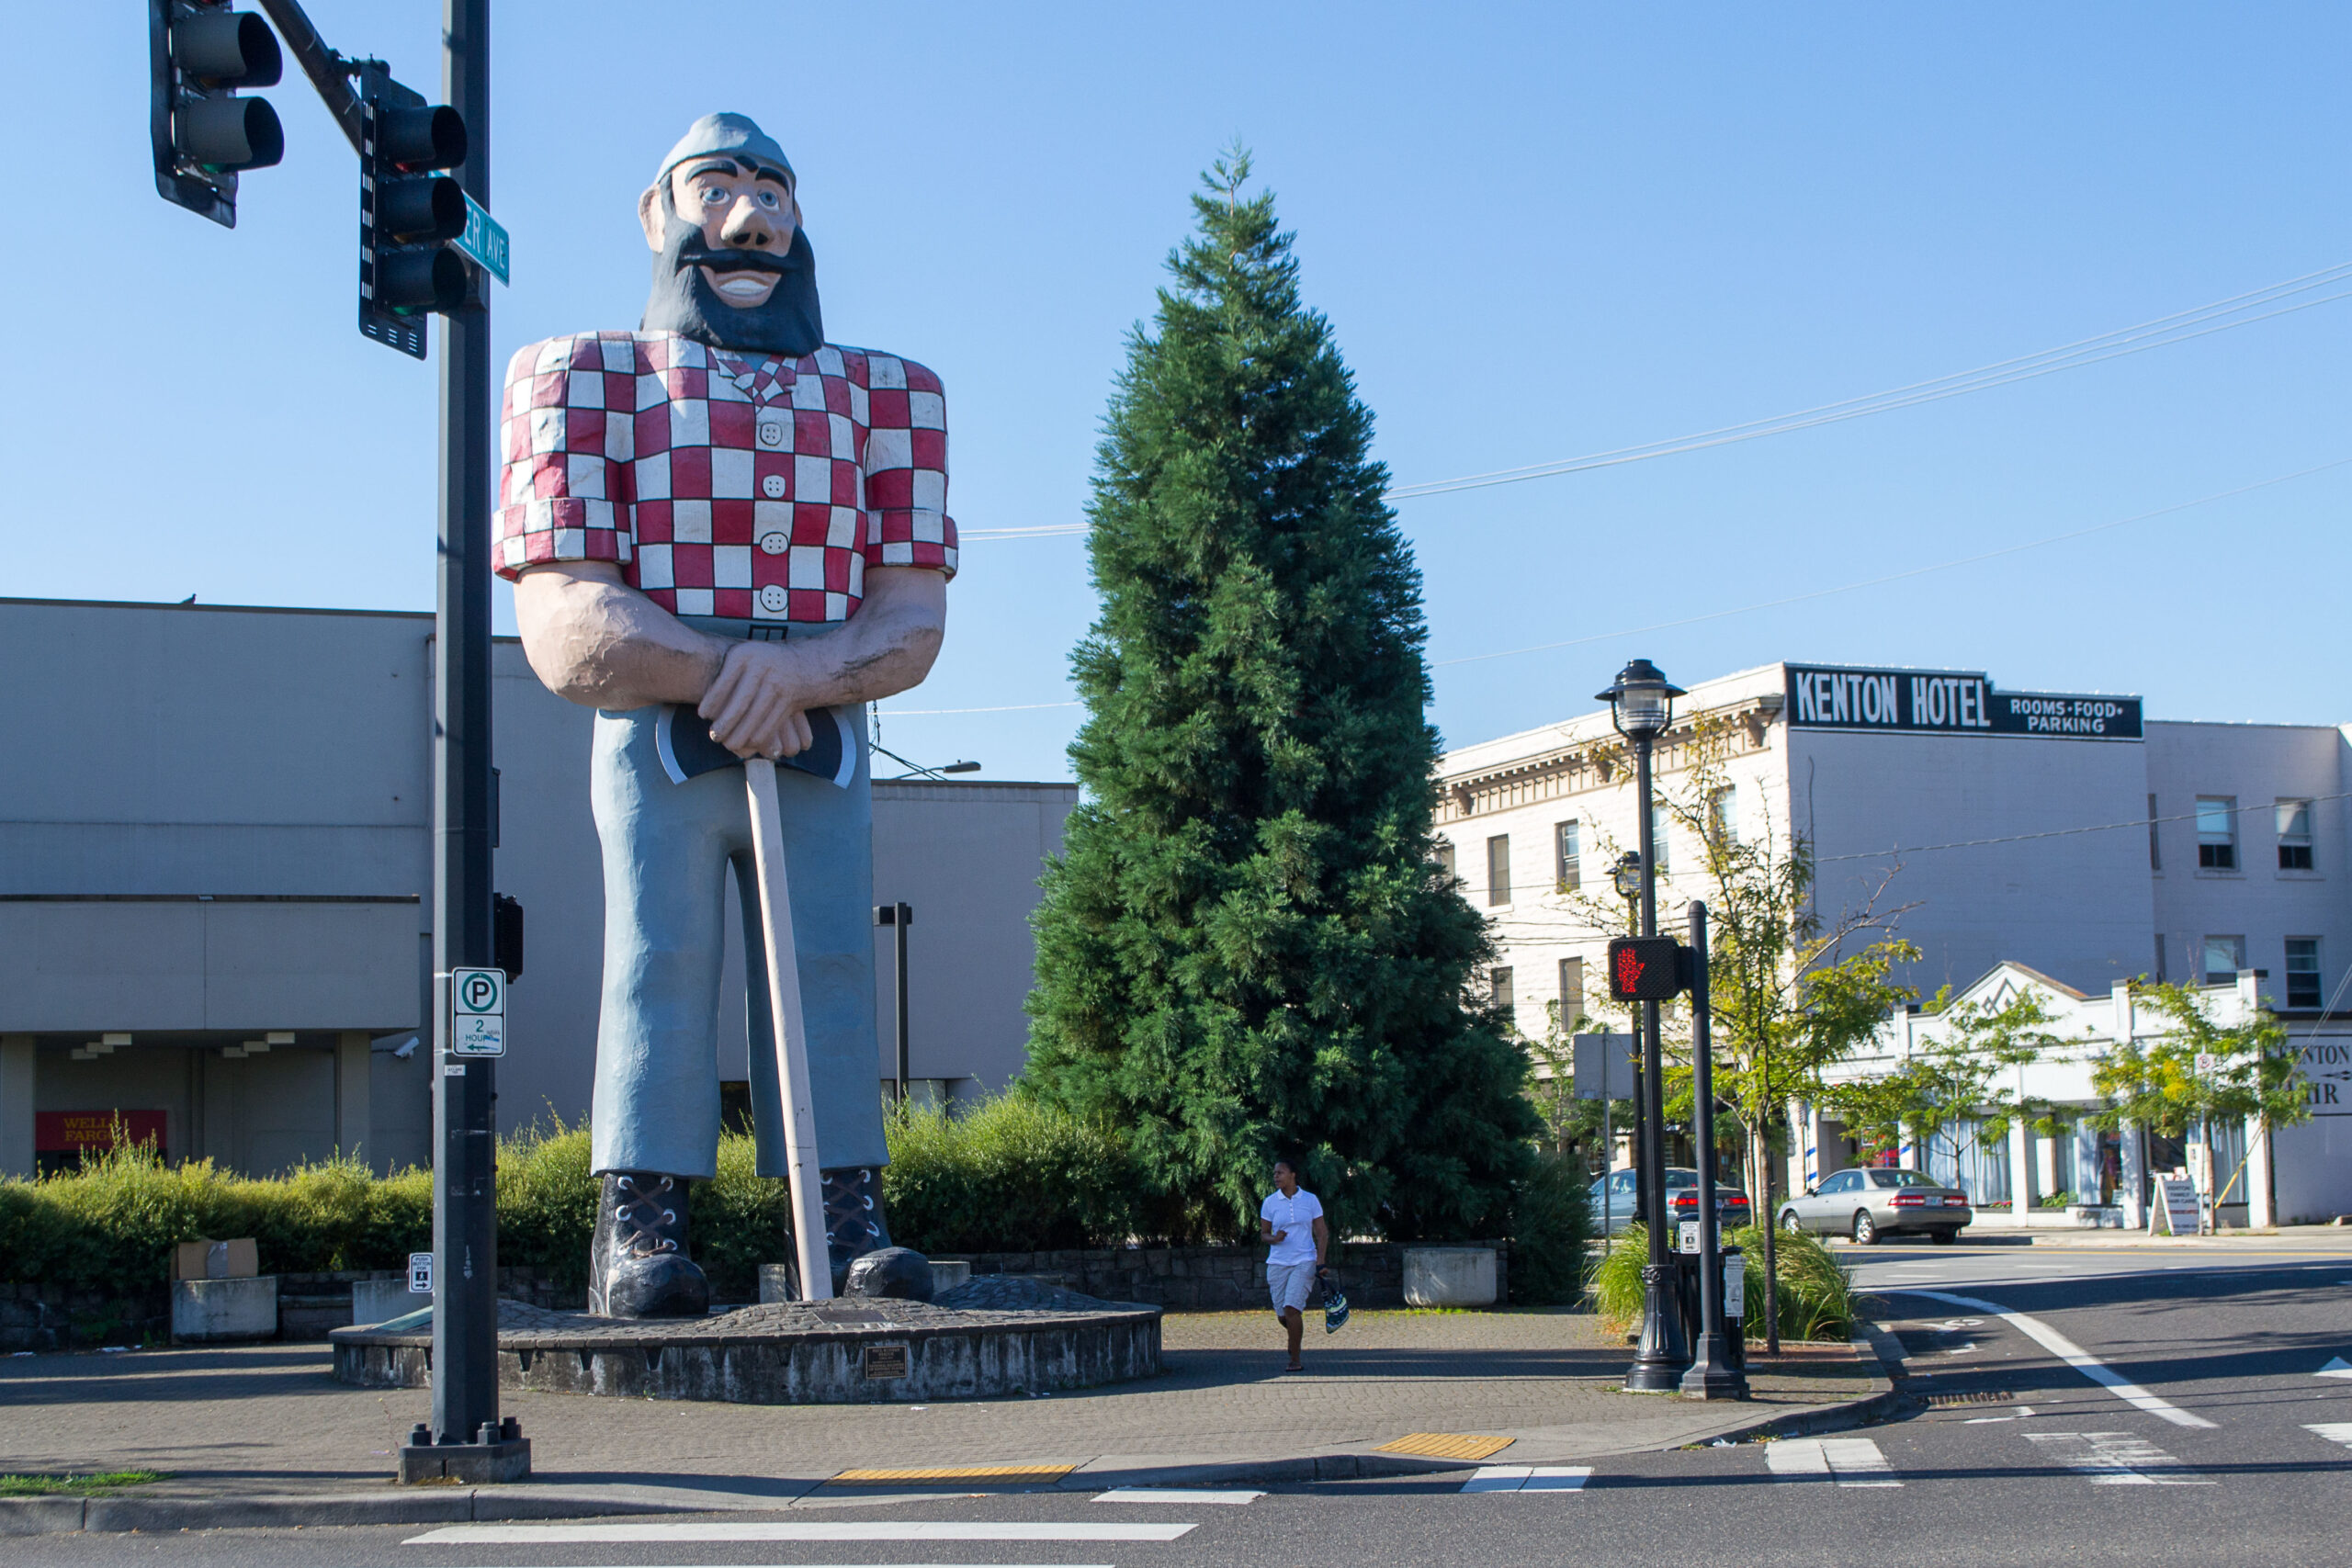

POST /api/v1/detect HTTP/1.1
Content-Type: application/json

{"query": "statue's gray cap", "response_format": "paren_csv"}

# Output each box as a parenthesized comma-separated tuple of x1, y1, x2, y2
(656, 113, 793, 186)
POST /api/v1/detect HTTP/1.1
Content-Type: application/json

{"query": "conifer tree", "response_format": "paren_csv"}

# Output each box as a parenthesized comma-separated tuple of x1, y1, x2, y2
(1024, 150, 1537, 1241)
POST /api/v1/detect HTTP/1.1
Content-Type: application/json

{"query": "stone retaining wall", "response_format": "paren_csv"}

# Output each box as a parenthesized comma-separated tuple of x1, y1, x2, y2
(930, 1241, 1510, 1312)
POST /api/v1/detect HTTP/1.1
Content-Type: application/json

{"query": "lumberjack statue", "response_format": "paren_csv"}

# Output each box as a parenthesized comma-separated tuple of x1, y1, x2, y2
(497, 115, 955, 1317)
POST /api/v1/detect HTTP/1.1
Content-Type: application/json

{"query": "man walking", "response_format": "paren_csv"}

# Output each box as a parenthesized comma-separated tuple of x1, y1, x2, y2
(1261, 1159, 1329, 1371)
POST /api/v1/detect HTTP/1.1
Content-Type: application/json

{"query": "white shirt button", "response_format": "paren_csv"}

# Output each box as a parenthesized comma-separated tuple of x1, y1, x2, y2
(758, 421, 786, 448)
(758, 585, 788, 614)
(761, 474, 786, 500)
(757, 531, 789, 556)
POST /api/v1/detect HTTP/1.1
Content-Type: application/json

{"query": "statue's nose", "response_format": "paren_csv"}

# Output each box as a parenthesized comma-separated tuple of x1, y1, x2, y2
(720, 197, 775, 249)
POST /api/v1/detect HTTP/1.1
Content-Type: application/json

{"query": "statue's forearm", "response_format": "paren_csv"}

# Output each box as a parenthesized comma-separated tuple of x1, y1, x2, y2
(515, 565, 726, 710)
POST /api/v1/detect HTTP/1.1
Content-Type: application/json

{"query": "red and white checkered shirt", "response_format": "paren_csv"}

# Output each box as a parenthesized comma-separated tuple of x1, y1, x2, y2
(494, 332, 956, 623)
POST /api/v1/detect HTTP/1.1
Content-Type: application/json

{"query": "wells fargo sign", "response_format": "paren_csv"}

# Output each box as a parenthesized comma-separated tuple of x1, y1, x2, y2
(35, 1110, 168, 1153)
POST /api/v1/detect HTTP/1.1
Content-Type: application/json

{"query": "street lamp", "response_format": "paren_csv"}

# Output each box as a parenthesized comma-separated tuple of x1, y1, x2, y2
(1611, 851, 1643, 907)
(1597, 658, 1689, 1393)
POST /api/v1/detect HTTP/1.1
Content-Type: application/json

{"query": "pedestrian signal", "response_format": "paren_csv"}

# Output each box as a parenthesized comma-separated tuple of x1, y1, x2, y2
(1608, 936, 1688, 1001)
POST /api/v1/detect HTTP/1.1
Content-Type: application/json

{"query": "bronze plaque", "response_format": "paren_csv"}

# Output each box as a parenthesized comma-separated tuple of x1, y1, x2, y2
(864, 1342, 910, 1380)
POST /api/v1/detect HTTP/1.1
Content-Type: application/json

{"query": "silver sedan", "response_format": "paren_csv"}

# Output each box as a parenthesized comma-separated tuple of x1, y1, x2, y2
(1779, 1167, 1973, 1244)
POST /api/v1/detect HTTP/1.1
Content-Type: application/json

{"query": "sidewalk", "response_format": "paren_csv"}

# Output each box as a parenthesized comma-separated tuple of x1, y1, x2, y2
(0, 1307, 1888, 1531)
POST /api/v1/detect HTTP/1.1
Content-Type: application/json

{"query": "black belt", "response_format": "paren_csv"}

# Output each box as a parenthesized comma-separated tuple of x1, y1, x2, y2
(675, 615, 795, 643)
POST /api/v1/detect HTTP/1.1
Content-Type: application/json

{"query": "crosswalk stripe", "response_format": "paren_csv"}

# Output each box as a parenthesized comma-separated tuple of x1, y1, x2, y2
(2304, 1422, 2352, 1449)
(1094, 1487, 1262, 1504)
(1895, 1290, 2218, 1429)
(403, 1522, 1197, 1545)
(2026, 1430, 2212, 1484)
(1460, 1465, 1591, 1494)
(1766, 1437, 1901, 1486)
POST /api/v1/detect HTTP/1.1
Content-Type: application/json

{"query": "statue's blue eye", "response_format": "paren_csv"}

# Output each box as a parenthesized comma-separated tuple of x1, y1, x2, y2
(758, 189, 781, 209)
(700, 186, 729, 206)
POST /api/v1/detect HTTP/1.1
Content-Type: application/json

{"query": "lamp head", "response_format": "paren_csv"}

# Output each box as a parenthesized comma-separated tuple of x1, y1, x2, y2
(1597, 658, 1684, 740)
(1611, 851, 1644, 902)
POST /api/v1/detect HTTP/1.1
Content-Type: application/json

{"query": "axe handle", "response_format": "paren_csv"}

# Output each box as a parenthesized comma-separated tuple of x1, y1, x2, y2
(743, 758, 835, 1301)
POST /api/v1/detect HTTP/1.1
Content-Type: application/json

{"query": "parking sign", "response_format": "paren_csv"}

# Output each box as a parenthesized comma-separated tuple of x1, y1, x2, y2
(449, 966, 506, 1057)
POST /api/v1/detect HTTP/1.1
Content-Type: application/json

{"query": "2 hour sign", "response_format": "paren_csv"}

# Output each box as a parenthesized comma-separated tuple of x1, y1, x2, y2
(1784, 664, 2142, 740)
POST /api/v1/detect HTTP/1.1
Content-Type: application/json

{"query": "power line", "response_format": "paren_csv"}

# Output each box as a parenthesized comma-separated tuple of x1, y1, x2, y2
(1385, 263, 2352, 501)
(1433, 456, 2352, 668)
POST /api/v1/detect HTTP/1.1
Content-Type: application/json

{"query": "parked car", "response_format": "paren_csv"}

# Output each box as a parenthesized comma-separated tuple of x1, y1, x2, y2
(1778, 1167, 1973, 1244)
(1587, 1168, 1753, 1238)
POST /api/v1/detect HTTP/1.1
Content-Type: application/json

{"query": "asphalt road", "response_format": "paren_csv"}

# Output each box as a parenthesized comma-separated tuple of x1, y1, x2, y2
(15, 1240, 2351, 1568)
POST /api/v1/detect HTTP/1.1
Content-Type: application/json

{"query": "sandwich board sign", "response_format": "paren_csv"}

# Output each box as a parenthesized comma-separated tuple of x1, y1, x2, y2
(2152, 1175, 2201, 1235)
(448, 966, 506, 1058)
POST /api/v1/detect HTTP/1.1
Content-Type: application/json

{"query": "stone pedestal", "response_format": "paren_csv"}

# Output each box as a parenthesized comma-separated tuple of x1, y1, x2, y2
(1402, 1247, 1497, 1308)
(172, 1276, 278, 1342)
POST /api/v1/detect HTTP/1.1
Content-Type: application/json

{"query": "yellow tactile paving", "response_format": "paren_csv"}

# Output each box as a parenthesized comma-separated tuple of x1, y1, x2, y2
(1376, 1432, 1516, 1461)
(826, 1463, 1078, 1484)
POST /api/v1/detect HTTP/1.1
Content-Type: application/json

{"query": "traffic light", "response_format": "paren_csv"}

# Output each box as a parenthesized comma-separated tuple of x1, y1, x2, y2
(149, 1, 285, 227)
(359, 67, 472, 358)
(1608, 936, 1689, 1002)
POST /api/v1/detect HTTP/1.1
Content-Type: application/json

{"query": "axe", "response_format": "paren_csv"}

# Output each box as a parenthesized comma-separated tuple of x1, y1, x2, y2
(660, 704, 848, 1301)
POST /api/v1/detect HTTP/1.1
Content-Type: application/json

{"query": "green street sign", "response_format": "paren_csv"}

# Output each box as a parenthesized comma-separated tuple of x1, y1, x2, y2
(454, 193, 509, 285)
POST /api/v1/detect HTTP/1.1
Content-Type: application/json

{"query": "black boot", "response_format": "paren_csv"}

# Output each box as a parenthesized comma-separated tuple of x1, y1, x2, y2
(820, 1167, 890, 1294)
(588, 1171, 710, 1319)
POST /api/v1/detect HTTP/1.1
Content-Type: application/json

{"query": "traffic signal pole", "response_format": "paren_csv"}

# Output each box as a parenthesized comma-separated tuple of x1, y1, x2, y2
(1679, 901, 1747, 1399)
(422, 0, 513, 1472)
(1623, 728, 1690, 1393)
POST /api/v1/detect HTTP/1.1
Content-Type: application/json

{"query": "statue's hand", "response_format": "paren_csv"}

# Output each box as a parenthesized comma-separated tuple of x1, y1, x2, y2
(700, 641, 816, 759)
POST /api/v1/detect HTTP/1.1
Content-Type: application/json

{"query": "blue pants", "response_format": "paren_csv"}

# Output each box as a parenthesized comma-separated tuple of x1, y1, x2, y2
(588, 705, 885, 1179)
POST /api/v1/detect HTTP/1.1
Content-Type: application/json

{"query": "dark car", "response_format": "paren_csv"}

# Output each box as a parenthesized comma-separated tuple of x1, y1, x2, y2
(1588, 1167, 1753, 1238)
(1779, 1167, 1973, 1244)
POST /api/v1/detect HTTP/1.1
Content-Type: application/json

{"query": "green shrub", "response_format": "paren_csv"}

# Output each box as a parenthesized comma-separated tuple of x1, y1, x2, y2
(881, 1094, 1140, 1253)
(1506, 1151, 1593, 1305)
(1588, 1223, 1859, 1343)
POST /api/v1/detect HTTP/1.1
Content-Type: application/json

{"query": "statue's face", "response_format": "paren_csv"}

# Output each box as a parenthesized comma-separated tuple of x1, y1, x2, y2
(638, 157, 799, 311)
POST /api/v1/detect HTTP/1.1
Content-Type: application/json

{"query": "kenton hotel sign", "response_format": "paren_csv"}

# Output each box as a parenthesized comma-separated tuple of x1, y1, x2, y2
(1786, 664, 2143, 740)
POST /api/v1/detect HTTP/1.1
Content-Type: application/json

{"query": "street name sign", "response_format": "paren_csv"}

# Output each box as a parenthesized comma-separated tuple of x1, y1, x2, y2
(454, 193, 510, 284)
(448, 965, 506, 1057)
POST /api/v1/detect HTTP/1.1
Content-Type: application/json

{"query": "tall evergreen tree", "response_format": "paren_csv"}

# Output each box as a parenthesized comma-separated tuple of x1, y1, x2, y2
(1024, 151, 1537, 1242)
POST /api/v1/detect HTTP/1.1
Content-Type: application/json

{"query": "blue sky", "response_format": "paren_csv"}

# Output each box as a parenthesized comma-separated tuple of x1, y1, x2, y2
(13, 3, 2347, 781)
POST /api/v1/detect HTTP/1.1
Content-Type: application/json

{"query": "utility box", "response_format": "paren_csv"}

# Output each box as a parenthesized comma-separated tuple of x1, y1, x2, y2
(173, 1276, 279, 1342)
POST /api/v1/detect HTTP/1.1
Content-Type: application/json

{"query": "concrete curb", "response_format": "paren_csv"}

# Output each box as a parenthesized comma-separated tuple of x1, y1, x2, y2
(0, 1345, 1903, 1534)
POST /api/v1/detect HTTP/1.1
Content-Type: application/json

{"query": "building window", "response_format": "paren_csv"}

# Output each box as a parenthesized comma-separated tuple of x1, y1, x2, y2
(1707, 785, 1738, 848)
(1650, 804, 1670, 875)
(2153, 934, 2167, 983)
(2147, 794, 2161, 871)
(1435, 840, 1456, 882)
(1559, 955, 1585, 1020)
(2196, 796, 2237, 871)
(2202, 935, 2245, 987)
(1555, 819, 1581, 892)
(1486, 834, 1511, 908)
(2278, 800, 2314, 871)
(2285, 939, 2322, 1010)
(1490, 966, 1515, 1014)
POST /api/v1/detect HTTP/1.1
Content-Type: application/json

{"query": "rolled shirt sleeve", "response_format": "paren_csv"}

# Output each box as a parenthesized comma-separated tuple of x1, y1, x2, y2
(858, 354, 958, 579)
(494, 333, 639, 581)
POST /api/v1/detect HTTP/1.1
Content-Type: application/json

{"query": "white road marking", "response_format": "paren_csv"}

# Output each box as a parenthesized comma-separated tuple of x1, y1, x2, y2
(2027, 1430, 2211, 1484)
(1894, 1290, 2218, 1429)
(403, 1522, 1196, 1545)
(2305, 1422, 2352, 1448)
(1766, 1437, 1901, 1486)
(2316, 1356, 2352, 1379)
(1094, 1487, 1261, 1504)
(1461, 1465, 1590, 1493)
(1964, 1406, 2037, 1423)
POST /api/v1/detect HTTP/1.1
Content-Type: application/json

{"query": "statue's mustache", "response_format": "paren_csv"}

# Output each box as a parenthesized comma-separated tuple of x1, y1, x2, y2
(673, 234, 792, 276)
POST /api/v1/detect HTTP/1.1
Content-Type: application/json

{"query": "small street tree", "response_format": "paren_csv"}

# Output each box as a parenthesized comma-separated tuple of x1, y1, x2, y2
(2090, 982, 2310, 1213)
(1819, 987, 2069, 1191)
(1023, 149, 1538, 1242)
(1539, 730, 1915, 1348)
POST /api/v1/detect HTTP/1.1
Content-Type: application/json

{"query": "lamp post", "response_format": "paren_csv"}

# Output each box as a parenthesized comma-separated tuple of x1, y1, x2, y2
(1598, 658, 1689, 1393)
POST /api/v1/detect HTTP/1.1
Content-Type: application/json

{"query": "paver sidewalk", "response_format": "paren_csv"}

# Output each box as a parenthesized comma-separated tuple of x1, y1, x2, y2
(0, 1307, 1883, 1526)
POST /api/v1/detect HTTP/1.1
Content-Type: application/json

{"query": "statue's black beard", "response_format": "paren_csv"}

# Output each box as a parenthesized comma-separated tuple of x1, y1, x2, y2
(640, 202, 824, 358)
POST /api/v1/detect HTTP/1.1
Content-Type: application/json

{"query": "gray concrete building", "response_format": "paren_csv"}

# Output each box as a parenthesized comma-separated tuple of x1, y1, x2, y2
(0, 598, 1072, 1179)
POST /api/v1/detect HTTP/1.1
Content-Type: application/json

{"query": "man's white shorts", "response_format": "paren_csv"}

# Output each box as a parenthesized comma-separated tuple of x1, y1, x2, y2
(1267, 1259, 1317, 1315)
